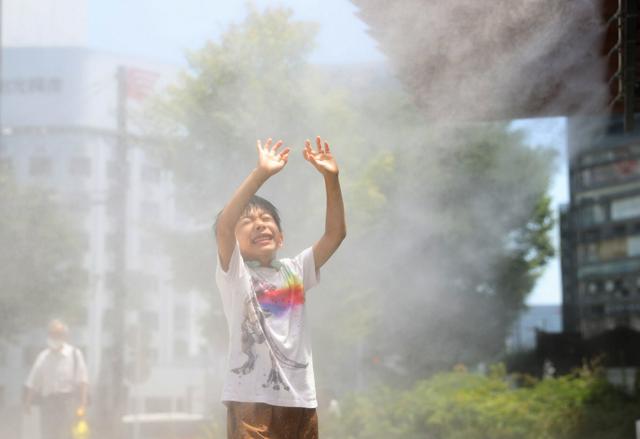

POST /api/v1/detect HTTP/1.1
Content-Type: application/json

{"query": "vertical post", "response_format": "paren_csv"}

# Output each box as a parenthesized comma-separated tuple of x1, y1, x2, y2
(133, 324, 142, 439)
(0, 0, 4, 153)
(623, 0, 637, 132)
(111, 65, 129, 438)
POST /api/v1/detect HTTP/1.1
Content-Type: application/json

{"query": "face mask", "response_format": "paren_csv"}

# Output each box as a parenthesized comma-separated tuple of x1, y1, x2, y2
(47, 337, 63, 350)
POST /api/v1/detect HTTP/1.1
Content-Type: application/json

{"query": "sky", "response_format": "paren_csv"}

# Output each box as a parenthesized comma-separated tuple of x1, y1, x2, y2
(88, 0, 566, 305)
(89, 0, 385, 65)
(511, 118, 568, 306)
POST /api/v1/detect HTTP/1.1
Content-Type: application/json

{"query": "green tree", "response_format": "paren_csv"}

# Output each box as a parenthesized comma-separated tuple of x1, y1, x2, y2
(147, 6, 556, 392)
(353, 121, 556, 383)
(0, 169, 85, 339)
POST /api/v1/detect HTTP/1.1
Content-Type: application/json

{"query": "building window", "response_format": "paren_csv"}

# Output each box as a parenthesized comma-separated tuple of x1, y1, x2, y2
(140, 311, 159, 331)
(614, 278, 630, 297)
(580, 235, 640, 262)
(107, 161, 129, 180)
(174, 306, 188, 331)
(580, 160, 640, 188)
(581, 229, 600, 242)
(590, 304, 605, 317)
(628, 235, 640, 257)
(605, 280, 615, 293)
(611, 195, 640, 221)
(599, 237, 627, 261)
(578, 203, 606, 227)
(0, 158, 12, 172)
(140, 201, 160, 218)
(69, 157, 92, 177)
(148, 348, 158, 364)
(102, 308, 114, 330)
(107, 161, 118, 180)
(141, 165, 161, 183)
(101, 347, 113, 363)
(174, 339, 188, 359)
(29, 157, 52, 176)
(140, 234, 161, 256)
(578, 242, 599, 264)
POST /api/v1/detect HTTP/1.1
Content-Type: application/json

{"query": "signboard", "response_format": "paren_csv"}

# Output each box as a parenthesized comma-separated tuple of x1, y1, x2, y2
(611, 195, 640, 220)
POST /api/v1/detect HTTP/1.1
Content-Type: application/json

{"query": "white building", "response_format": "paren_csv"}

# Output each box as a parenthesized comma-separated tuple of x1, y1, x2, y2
(0, 46, 215, 438)
(4, 0, 87, 47)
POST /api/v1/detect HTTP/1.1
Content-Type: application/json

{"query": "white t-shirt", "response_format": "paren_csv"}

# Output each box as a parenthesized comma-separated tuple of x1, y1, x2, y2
(215, 241, 320, 408)
(25, 343, 89, 397)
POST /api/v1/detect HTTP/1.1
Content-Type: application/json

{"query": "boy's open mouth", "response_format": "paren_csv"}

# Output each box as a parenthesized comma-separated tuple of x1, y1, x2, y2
(252, 234, 273, 245)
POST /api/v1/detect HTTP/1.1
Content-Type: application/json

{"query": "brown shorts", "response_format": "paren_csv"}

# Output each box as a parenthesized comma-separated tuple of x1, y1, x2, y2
(226, 401, 318, 439)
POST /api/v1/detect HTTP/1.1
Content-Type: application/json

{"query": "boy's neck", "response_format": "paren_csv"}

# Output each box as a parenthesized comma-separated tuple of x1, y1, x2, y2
(245, 254, 280, 269)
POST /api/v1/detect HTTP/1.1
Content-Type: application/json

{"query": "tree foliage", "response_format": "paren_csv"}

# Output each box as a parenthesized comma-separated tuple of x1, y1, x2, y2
(149, 6, 557, 389)
(361, 123, 557, 380)
(0, 170, 85, 339)
(323, 365, 640, 439)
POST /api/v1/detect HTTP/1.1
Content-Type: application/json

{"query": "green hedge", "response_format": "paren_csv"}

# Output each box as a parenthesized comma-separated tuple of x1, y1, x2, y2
(323, 365, 640, 439)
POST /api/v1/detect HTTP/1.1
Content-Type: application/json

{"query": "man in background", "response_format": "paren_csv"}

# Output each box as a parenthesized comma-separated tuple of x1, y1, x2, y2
(23, 319, 89, 439)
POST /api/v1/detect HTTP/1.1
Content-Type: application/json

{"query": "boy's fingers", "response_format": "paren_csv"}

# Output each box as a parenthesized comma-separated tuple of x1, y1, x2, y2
(265, 138, 273, 150)
(257, 139, 262, 151)
(303, 148, 312, 162)
(273, 140, 283, 152)
(279, 147, 291, 157)
(316, 136, 322, 152)
(324, 142, 330, 153)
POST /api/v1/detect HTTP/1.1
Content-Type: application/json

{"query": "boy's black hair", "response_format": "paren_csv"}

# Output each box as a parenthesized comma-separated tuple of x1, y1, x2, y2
(213, 195, 282, 234)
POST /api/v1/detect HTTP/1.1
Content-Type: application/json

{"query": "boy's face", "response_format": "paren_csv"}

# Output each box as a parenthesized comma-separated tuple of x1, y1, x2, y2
(235, 206, 283, 264)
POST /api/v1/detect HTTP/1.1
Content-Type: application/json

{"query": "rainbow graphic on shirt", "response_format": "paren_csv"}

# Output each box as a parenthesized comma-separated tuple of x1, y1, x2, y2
(253, 271, 304, 317)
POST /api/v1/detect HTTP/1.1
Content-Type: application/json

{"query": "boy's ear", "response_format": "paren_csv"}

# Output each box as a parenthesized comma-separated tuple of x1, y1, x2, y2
(277, 231, 284, 248)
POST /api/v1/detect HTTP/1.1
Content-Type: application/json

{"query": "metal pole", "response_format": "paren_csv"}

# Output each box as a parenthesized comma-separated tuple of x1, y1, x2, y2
(623, 0, 637, 132)
(111, 65, 129, 438)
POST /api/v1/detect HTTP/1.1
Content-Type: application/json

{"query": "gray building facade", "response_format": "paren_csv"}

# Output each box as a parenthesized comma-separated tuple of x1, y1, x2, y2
(560, 117, 640, 337)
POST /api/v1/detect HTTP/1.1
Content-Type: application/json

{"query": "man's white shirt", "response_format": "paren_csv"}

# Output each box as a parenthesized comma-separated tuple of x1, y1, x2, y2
(25, 343, 88, 397)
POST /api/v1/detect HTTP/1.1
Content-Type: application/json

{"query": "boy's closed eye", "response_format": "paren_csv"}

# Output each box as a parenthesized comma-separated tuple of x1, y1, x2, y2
(239, 213, 275, 224)
(239, 217, 252, 225)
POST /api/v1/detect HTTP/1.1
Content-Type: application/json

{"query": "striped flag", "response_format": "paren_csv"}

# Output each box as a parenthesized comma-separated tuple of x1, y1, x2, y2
(126, 68, 160, 101)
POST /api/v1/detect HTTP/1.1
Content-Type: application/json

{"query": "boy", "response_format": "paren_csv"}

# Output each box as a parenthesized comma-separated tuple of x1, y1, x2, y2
(215, 136, 346, 438)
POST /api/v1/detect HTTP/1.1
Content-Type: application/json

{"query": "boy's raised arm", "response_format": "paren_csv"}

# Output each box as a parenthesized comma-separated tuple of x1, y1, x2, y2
(304, 136, 347, 269)
(216, 138, 290, 271)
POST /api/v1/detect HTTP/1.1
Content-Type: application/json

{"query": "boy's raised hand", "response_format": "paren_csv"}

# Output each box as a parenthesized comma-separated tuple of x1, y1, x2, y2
(257, 138, 290, 176)
(304, 136, 339, 176)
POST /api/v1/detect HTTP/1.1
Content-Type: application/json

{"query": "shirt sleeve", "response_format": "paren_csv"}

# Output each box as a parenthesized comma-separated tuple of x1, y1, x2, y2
(24, 351, 46, 390)
(75, 349, 89, 385)
(292, 247, 320, 292)
(216, 240, 247, 291)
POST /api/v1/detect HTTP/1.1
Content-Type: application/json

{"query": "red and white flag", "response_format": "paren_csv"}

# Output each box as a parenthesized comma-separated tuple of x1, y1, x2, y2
(126, 68, 160, 101)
